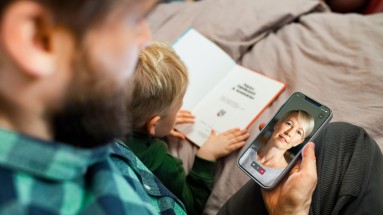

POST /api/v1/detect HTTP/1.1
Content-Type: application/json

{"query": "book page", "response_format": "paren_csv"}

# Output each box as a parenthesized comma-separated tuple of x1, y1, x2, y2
(173, 29, 236, 110)
(177, 65, 285, 146)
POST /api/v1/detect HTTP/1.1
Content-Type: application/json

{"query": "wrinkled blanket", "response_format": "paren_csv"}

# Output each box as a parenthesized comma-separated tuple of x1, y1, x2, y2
(147, 0, 383, 214)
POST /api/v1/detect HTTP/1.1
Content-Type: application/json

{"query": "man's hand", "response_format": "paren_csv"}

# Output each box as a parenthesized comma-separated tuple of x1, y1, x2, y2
(169, 110, 195, 140)
(261, 142, 317, 215)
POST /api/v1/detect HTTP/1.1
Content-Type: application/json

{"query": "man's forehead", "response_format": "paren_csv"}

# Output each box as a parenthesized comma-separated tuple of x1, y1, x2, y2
(102, 0, 158, 26)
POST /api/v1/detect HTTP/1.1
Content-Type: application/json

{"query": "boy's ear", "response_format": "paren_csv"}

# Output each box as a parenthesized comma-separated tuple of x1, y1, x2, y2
(1, 1, 55, 77)
(146, 116, 161, 136)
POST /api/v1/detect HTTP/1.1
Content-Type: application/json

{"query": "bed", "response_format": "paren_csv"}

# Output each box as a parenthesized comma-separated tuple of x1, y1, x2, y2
(147, 0, 383, 214)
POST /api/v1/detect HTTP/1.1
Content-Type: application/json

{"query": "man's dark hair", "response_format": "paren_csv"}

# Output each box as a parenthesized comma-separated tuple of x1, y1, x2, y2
(0, 0, 124, 39)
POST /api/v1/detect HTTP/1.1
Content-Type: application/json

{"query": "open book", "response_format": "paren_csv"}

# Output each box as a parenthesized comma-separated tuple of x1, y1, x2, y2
(173, 29, 285, 147)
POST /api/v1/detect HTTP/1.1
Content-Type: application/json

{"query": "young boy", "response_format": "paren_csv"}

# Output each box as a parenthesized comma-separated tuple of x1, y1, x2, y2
(116, 41, 249, 215)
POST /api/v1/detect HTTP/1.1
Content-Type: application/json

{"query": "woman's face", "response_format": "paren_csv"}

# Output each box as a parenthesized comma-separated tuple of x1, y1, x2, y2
(269, 112, 305, 150)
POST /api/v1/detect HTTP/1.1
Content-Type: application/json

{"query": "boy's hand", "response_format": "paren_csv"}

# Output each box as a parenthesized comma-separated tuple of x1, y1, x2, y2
(174, 110, 195, 124)
(197, 128, 249, 161)
(169, 110, 195, 140)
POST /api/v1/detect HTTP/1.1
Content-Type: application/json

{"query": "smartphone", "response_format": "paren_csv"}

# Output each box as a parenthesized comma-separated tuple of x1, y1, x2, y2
(237, 92, 332, 189)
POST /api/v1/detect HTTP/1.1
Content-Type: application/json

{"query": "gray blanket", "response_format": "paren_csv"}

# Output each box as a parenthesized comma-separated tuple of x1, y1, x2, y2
(148, 0, 383, 214)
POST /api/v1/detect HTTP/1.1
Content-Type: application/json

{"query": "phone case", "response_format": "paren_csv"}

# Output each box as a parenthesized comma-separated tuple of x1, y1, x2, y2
(237, 92, 333, 189)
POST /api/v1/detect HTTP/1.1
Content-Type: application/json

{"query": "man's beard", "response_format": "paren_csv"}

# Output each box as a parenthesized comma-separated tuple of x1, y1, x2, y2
(52, 51, 132, 148)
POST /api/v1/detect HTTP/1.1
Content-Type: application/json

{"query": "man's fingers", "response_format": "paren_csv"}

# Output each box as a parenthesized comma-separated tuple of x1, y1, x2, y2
(300, 142, 317, 180)
(259, 122, 266, 131)
(301, 142, 316, 167)
(288, 159, 301, 175)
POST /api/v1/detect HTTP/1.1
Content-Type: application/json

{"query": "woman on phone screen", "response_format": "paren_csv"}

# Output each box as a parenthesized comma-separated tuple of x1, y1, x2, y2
(239, 110, 314, 186)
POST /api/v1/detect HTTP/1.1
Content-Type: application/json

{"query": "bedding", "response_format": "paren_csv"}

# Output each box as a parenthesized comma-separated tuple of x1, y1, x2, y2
(147, 0, 383, 214)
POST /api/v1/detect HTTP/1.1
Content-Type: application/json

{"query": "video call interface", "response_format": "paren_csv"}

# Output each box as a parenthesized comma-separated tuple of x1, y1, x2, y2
(239, 93, 331, 186)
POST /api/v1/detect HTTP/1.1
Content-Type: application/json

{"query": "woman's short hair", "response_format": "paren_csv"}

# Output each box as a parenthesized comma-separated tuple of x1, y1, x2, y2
(129, 41, 189, 129)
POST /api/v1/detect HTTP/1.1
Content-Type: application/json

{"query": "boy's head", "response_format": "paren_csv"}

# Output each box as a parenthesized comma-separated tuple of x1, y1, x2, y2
(129, 41, 188, 137)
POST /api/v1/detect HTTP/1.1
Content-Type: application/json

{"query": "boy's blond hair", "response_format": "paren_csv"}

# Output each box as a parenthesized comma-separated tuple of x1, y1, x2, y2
(129, 41, 189, 129)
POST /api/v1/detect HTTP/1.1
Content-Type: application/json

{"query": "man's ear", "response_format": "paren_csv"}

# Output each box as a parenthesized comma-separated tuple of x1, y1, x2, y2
(146, 116, 161, 136)
(1, 1, 55, 77)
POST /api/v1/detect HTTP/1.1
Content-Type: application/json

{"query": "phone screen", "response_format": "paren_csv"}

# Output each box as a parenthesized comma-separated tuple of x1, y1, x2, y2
(238, 92, 332, 188)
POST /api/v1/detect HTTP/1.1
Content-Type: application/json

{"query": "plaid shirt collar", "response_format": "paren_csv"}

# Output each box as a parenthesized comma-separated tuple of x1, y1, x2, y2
(111, 140, 187, 213)
(0, 128, 110, 180)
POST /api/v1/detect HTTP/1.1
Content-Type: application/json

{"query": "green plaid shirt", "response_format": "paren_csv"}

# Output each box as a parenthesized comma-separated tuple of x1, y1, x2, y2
(0, 128, 185, 214)
(111, 141, 186, 215)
